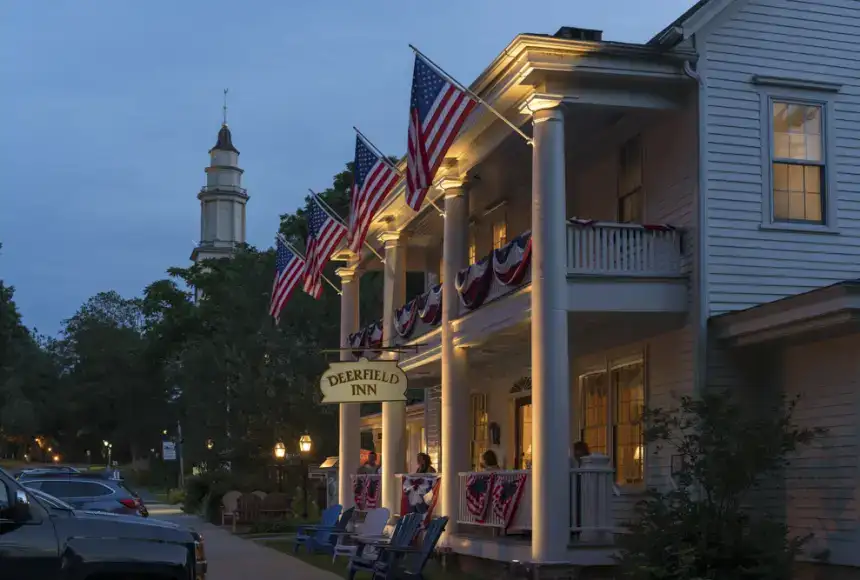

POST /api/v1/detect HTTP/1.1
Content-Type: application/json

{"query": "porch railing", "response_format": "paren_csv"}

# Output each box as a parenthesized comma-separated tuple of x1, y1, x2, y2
(395, 472, 441, 517)
(457, 470, 532, 530)
(566, 220, 682, 277)
(456, 460, 615, 539)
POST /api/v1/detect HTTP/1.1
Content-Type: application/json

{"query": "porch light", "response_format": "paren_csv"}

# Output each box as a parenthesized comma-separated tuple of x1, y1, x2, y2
(206, 439, 214, 450)
(298, 433, 313, 454)
(274, 440, 286, 460)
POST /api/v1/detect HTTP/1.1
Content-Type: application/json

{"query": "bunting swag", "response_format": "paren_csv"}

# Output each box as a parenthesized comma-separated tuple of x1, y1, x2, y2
(348, 321, 384, 360)
(366, 321, 383, 359)
(455, 258, 492, 310)
(417, 284, 442, 324)
(364, 476, 380, 509)
(491, 473, 528, 530)
(348, 327, 368, 360)
(400, 475, 441, 527)
(567, 217, 676, 232)
(352, 475, 367, 509)
(465, 473, 495, 523)
(492, 231, 532, 287)
(394, 299, 419, 339)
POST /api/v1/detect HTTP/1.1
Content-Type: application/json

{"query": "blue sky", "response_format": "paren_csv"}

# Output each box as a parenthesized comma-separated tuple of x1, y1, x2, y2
(1, 0, 697, 335)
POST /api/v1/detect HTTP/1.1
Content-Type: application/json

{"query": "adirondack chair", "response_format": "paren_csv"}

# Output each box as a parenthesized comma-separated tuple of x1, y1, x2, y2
(294, 504, 342, 553)
(305, 506, 356, 554)
(371, 516, 449, 580)
(347, 513, 422, 580)
(221, 490, 241, 529)
(331, 507, 390, 562)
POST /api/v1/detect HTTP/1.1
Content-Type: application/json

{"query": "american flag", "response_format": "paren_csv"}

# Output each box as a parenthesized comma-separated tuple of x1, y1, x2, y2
(349, 134, 400, 253)
(302, 196, 347, 298)
(269, 236, 304, 322)
(405, 53, 477, 211)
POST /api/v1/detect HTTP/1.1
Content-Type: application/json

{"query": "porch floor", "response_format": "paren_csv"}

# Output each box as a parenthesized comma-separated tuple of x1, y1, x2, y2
(447, 530, 618, 566)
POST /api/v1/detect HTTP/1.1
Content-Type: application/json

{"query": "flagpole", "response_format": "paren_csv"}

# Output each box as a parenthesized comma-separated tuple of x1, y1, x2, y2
(409, 44, 534, 146)
(277, 234, 342, 296)
(308, 189, 387, 263)
(353, 128, 446, 219)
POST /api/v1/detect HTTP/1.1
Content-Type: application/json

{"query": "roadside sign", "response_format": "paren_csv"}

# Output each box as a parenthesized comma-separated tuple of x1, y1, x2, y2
(162, 441, 177, 461)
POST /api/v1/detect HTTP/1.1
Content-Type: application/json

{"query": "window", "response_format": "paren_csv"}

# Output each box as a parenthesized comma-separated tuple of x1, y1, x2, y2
(39, 481, 113, 498)
(613, 362, 645, 485)
(468, 232, 477, 265)
(618, 136, 644, 223)
(771, 101, 824, 223)
(492, 220, 507, 250)
(580, 372, 608, 455)
(470, 393, 489, 471)
(577, 356, 645, 487)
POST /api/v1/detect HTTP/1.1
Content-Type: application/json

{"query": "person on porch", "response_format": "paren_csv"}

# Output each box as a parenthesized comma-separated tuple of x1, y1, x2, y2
(358, 451, 380, 474)
(573, 440, 591, 467)
(480, 449, 500, 471)
(415, 452, 436, 473)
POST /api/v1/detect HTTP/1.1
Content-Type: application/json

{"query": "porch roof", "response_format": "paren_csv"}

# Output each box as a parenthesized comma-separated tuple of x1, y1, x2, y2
(710, 281, 860, 347)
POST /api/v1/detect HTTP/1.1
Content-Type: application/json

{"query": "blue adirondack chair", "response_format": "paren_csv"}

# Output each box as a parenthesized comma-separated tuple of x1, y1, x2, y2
(306, 506, 356, 554)
(371, 516, 449, 579)
(347, 513, 422, 580)
(294, 504, 342, 553)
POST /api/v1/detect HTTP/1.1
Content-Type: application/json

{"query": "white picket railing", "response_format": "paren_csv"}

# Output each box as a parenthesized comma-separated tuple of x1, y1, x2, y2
(567, 221, 682, 277)
(569, 454, 616, 543)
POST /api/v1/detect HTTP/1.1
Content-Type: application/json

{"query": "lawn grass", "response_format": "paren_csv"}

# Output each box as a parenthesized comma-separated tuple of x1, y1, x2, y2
(261, 539, 484, 580)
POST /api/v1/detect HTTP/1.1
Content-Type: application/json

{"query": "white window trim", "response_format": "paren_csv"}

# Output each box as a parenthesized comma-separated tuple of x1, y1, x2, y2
(755, 76, 840, 234)
(576, 351, 647, 494)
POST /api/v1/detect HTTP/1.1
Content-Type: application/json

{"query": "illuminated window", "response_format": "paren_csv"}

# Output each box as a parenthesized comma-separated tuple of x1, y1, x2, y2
(468, 233, 477, 265)
(613, 361, 644, 485)
(580, 372, 608, 456)
(492, 221, 507, 250)
(470, 393, 488, 471)
(771, 102, 824, 223)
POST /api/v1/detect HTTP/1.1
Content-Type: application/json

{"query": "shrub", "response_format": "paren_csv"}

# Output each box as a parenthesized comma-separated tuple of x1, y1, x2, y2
(615, 392, 824, 580)
(166, 488, 185, 505)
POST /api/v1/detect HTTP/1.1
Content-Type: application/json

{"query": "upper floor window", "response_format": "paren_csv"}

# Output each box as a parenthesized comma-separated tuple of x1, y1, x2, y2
(618, 136, 644, 223)
(771, 101, 824, 223)
(492, 220, 507, 250)
(468, 232, 477, 265)
(470, 393, 489, 471)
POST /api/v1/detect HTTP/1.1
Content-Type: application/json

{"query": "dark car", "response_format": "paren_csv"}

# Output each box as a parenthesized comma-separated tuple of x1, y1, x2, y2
(18, 473, 148, 518)
(0, 467, 206, 579)
(14, 466, 81, 479)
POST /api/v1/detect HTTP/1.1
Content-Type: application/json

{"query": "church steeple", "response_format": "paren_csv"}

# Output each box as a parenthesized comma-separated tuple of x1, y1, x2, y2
(191, 91, 249, 263)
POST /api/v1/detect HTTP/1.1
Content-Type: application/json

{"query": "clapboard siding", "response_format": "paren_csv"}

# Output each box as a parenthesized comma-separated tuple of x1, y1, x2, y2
(702, 0, 860, 315)
(782, 335, 860, 566)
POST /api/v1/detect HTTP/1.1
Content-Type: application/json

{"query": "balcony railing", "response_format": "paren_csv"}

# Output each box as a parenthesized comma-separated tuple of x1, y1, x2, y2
(457, 456, 616, 541)
(199, 184, 249, 197)
(566, 219, 682, 277)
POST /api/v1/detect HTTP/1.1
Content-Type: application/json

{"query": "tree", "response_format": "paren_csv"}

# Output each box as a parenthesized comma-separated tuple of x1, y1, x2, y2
(615, 391, 825, 580)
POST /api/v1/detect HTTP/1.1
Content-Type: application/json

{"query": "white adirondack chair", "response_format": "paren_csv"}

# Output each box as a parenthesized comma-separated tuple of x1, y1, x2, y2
(332, 507, 390, 562)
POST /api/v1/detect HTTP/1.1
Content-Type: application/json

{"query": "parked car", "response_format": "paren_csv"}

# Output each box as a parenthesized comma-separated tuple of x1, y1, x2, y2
(0, 467, 206, 579)
(19, 473, 148, 517)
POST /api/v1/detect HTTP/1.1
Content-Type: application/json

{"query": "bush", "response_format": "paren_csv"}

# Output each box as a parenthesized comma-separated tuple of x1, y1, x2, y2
(166, 488, 185, 505)
(615, 392, 824, 580)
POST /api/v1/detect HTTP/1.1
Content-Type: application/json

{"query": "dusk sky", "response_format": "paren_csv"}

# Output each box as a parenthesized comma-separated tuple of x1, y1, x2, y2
(2, 0, 697, 335)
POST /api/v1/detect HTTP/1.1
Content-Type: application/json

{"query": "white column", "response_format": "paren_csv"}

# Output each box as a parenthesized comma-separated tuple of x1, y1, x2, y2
(336, 262, 361, 509)
(380, 231, 407, 514)
(438, 178, 471, 535)
(528, 98, 571, 563)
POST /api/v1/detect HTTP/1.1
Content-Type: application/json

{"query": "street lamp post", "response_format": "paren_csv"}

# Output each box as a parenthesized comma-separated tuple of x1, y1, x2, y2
(298, 433, 312, 520)
(274, 441, 286, 492)
(102, 440, 112, 469)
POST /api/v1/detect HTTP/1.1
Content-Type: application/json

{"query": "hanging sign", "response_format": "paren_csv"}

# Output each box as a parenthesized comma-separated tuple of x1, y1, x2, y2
(162, 441, 177, 461)
(319, 357, 408, 404)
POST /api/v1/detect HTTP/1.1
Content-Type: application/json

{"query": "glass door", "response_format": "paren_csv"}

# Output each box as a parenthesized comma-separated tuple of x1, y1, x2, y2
(514, 396, 533, 469)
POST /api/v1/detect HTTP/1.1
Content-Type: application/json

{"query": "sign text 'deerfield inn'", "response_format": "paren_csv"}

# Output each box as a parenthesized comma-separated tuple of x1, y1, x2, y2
(319, 358, 408, 404)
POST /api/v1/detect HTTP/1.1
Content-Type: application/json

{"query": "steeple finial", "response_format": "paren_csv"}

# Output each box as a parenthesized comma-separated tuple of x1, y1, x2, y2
(222, 88, 229, 126)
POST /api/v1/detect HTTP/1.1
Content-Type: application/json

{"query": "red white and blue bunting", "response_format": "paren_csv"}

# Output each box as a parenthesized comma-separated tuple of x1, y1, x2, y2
(351, 475, 380, 510)
(567, 217, 676, 232)
(455, 257, 493, 310)
(417, 284, 442, 325)
(493, 231, 532, 286)
(347, 321, 384, 360)
(491, 473, 528, 530)
(399, 474, 441, 527)
(394, 298, 419, 339)
(466, 473, 495, 523)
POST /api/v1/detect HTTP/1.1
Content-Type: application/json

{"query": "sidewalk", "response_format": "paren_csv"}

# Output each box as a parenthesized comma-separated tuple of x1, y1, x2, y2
(153, 510, 340, 580)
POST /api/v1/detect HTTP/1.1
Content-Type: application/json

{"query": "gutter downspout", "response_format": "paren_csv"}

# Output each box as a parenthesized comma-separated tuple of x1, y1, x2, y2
(683, 36, 709, 398)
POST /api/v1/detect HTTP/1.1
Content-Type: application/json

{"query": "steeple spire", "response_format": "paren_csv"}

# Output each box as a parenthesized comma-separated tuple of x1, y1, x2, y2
(222, 88, 228, 126)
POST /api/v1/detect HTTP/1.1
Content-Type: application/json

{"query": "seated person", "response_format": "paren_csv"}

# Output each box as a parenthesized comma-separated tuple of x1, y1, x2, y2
(480, 449, 500, 471)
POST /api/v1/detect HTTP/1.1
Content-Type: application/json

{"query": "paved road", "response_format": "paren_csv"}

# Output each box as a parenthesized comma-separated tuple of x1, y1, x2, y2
(149, 505, 340, 580)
